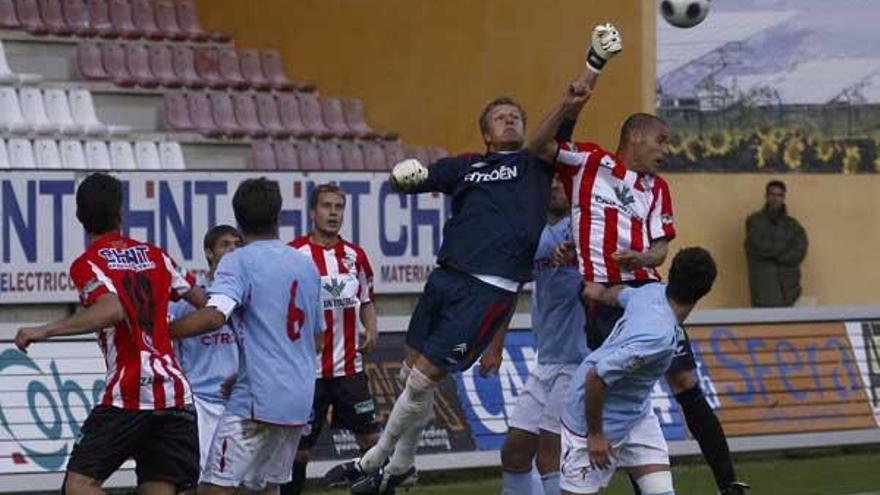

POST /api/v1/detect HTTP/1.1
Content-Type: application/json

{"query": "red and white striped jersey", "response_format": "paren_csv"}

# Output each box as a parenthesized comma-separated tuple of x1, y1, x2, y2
(69, 232, 195, 410)
(556, 141, 676, 283)
(289, 236, 374, 378)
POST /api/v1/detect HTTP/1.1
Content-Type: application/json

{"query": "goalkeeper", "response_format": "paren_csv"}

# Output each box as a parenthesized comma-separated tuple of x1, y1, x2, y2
(325, 23, 623, 495)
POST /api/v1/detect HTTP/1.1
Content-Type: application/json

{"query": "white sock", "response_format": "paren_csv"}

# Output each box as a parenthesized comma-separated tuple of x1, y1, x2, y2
(540, 471, 559, 495)
(502, 471, 534, 495)
(386, 394, 435, 475)
(359, 368, 437, 472)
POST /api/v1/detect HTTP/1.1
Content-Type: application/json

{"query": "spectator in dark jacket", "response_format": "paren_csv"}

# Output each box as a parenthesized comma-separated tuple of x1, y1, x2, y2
(745, 180, 808, 307)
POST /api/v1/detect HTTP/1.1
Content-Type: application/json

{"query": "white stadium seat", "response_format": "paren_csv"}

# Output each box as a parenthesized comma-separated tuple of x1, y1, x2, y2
(158, 141, 186, 169)
(60, 140, 87, 169)
(0, 40, 41, 84)
(44, 89, 82, 135)
(0, 88, 30, 133)
(20, 88, 58, 134)
(8, 139, 36, 169)
(110, 141, 137, 170)
(69, 89, 108, 135)
(85, 141, 113, 170)
(34, 139, 63, 169)
(0, 139, 10, 169)
(135, 141, 161, 170)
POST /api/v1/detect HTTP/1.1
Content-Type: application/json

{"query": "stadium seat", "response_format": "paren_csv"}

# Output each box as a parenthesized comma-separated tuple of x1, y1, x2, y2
(44, 88, 80, 134)
(154, 0, 184, 41)
(69, 88, 109, 134)
(0, 0, 20, 28)
(259, 50, 297, 92)
(209, 91, 243, 137)
(249, 140, 275, 170)
(0, 88, 29, 133)
(87, 0, 116, 38)
(102, 44, 136, 86)
(297, 140, 320, 170)
(276, 92, 310, 138)
(383, 140, 405, 169)
(109, 140, 136, 169)
(172, 45, 205, 88)
(317, 139, 343, 170)
(186, 91, 219, 136)
(15, 0, 49, 35)
(0, 139, 10, 168)
(273, 140, 298, 170)
(63, 0, 95, 36)
(0, 40, 41, 83)
(8, 138, 36, 168)
(77, 43, 108, 81)
(404, 144, 431, 166)
(341, 140, 365, 170)
(39, 0, 73, 35)
(320, 98, 355, 138)
(163, 92, 193, 131)
(126, 43, 158, 87)
(341, 98, 378, 138)
(238, 49, 271, 91)
(84, 140, 111, 168)
(232, 93, 267, 138)
(60, 139, 86, 168)
(427, 145, 449, 161)
(194, 47, 227, 89)
(34, 139, 62, 168)
(158, 141, 185, 169)
(148, 44, 180, 87)
(176, 0, 229, 42)
(108, 0, 141, 38)
(253, 93, 289, 138)
(218, 47, 248, 90)
(362, 140, 386, 171)
(298, 92, 332, 138)
(134, 140, 160, 169)
(131, 0, 161, 40)
(21, 87, 58, 134)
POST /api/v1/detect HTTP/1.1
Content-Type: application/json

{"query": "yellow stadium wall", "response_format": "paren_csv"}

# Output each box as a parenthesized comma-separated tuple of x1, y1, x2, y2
(194, 1, 878, 308)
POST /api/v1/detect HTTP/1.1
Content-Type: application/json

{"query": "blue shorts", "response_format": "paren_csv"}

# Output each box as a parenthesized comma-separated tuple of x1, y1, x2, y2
(406, 266, 517, 372)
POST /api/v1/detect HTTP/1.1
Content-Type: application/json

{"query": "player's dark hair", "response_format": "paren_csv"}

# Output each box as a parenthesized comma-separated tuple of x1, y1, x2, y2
(766, 180, 786, 193)
(203, 224, 242, 252)
(76, 172, 123, 235)
(308, 183, 346, 210)
(232, 178, 282, 236)
(666, 247, 717, 305)
(479, 96, 527, 136)
(620, 113, 667, 141)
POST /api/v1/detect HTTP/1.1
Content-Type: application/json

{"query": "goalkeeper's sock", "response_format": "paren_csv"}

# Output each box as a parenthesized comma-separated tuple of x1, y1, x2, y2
(675, 385, 736, 490)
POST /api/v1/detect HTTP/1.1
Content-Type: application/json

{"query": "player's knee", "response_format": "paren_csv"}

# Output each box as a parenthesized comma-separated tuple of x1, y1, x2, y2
(64, 472, 101, 495)
(405, 366, 438, 402)
(672, 381, 704, 406)
(666, 369, 699, 394)
(500, 439, 533, 472)
(635, 470, 674, 494)
(295, 448, 311, 463)
(398, 361, 412, 382)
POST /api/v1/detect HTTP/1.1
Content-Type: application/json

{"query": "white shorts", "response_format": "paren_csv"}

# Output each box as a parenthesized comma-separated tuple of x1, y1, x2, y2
(559, 411, 669, 494)
(508, 363, 578, 435)
(194, 397, 226, 476)
(201, 411, 304, 491)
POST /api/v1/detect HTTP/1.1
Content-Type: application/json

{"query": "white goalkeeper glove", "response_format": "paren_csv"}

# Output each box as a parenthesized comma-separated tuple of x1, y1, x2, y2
(586, 22, 623, 73)
(391, 158, 428, 190)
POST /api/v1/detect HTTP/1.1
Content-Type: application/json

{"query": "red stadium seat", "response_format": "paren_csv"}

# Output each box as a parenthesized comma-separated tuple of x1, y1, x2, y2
(238, 49, 271, 91)
(340, 98, 379, 138)
(404, 144, 431, 166)
(108, 0, 141, 39)
(163, 92, 194, 131)
(209, 91, 243, 137)
(297, 140, 321, 170)
(297, 92, 332, 138)
(154, 0, 184, 40)
(16, 0, 49, 35)
(172, 45, 205, 89)
(131, 0, 162, 40)
(125, 43, 158, 87)
(0, 0, 20, 28)
(232, 93, 267, 138)
(63, 0, 95, 36)
(259, 50, 297, 91)
(276, 92, 310, 138)
(194, 47, 226, 89)
(87, 0, 116, 38)
(274, 140, 299, 170)
(320, 98, 355, 138)
(77, 43, 108, 80)
(218, 47, 247, 90)
(186, 91, 221, 137)
(341, 140, 366, 171)
(102, 44, 135, 86)
(249, 141, 276, 170)
(362, 140, 386, 171)
(318, 139, 344, 171)
(148, 44, 181, 87)
(39, 0, 72, 35)
(383, 140, 405, 169)
(255, 93, 290, 139)
(173, 0, 207, 41)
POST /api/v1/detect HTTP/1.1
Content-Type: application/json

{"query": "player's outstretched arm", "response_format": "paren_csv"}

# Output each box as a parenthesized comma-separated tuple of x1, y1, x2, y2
(170, 307, 226, 339)
(15, 293, 125, 352)
(181, 284, 208, 309)
(613, 238, 670, 270)
(585, 367, 614, 470)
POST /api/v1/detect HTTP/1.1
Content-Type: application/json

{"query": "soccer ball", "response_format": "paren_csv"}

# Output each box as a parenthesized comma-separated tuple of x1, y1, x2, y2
(660, 0, 710, 28)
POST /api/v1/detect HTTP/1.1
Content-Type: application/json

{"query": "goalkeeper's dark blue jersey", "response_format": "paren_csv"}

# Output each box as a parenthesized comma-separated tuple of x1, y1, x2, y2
(408, 149, 554, 282)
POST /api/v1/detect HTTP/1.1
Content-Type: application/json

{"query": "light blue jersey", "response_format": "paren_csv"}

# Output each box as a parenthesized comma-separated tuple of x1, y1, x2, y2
(170, 276, 238, 404)
(562, 283, 679, 441)
(532, 217, 588, 365)
(209, 239, 323, 425)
